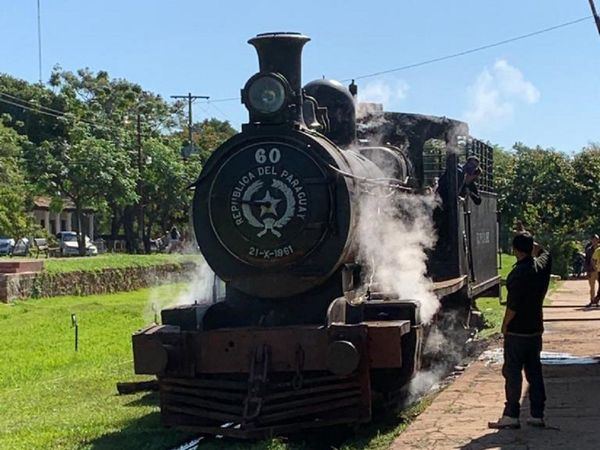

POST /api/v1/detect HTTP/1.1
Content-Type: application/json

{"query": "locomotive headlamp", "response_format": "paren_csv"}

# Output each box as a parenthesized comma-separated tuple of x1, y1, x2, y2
(243, 73, 291, 118)
(248, 76, 285, 113)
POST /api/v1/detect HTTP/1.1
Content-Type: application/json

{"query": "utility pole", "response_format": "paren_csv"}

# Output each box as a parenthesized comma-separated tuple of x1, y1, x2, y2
(589, 0, 600, 36)
(37, 0, 43, 83)
(170, 93, 209, 158)
(137, 113, 145, 252)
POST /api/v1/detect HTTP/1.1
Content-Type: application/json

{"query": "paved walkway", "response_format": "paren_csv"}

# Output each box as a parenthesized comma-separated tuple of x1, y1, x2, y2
(390, 279, 600, 450)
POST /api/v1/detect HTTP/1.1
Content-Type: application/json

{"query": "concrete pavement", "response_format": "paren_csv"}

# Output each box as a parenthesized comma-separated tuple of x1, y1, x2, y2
(390, 279, 600, 450)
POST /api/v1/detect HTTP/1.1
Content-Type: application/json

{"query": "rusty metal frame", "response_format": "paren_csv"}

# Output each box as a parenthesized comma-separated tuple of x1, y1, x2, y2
(132, 319, 413, 438)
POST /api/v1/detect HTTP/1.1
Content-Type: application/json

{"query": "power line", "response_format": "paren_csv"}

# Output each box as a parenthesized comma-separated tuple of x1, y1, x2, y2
(5, 15, 590, 129)
(191, 16, 593, 102)
(588, 0, 600, 36)
(206, 101, 232, 122)
(0, 90, 191, 135)
(343, 15, 592, 81)
(0, 91, 72, 117)
(0, 95, 70, 120)
(198, 96, 238, 103)
(0, 94, 109, 131)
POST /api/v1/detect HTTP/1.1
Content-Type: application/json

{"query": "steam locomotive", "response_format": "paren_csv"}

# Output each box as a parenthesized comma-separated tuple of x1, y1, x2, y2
(132, 32, 500, 438)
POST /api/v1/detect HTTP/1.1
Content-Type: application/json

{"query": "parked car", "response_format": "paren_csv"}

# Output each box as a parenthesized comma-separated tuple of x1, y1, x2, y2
(0, 237, 15, 256)
(11, 238, 30, 257)
(56, 231, 98, 256)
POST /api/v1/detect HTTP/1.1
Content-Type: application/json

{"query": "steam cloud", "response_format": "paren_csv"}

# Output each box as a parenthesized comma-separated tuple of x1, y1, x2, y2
(144, 256, 216, 324)
(357, 189, 440, 323)
(173, 259, 216, 306)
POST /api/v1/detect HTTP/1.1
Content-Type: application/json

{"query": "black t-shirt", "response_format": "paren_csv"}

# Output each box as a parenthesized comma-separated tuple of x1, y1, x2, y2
(506, 249, 552, 335)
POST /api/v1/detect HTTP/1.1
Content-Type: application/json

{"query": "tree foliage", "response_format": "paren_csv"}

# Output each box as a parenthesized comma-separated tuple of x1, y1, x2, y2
(0, 121, 31, 236)
(0, 70, 237, 253)
(495, 142, 591, 276)
(572, 143, 600, 234)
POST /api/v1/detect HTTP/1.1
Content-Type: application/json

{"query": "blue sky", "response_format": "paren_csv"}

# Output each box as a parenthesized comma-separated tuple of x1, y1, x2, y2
(1, 0, 599, 152)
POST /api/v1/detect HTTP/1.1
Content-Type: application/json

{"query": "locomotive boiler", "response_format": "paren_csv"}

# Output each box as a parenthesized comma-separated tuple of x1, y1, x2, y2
(131, 32, 500, 438)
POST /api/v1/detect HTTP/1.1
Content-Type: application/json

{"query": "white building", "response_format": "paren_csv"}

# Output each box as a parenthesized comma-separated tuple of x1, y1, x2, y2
(31, 197, 96, 238)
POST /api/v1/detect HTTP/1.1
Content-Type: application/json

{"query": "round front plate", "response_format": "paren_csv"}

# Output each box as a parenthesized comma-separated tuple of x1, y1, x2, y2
(208, 141, 331, 266)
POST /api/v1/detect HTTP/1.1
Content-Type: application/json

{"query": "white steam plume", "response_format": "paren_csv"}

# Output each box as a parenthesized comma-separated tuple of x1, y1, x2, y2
(143, 257, 217, 324)
(173, 258, 216, 306)
(357, 189, 440, 323)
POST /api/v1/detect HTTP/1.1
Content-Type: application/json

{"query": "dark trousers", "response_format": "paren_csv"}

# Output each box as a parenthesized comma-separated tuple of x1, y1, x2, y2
(502, 334, 546, 419)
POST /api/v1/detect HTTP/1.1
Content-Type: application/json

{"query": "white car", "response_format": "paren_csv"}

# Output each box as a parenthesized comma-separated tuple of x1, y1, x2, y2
(56, 232, 98, 256)
(0, 237, 15, 256)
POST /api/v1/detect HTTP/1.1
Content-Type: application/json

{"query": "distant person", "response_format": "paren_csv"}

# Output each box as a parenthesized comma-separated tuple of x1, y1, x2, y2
(488, 233, 552, 429)
(584, 234, 599, 306)
(571, 250, 585, 279)
(458, 155, 482, 205)
(437, 155, 482, 207)
(434, 157, 481, 252)
(591, 241, 600, 306)
(168, 226, 181, 254)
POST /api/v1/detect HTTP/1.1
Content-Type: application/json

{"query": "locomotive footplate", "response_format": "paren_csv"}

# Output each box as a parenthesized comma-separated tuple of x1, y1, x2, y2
(132, 320, 412, 437)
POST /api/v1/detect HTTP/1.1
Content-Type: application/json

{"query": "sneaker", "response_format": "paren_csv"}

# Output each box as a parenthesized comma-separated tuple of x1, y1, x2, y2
(488, 416, 520, 429)
(526, 417, 545, 427)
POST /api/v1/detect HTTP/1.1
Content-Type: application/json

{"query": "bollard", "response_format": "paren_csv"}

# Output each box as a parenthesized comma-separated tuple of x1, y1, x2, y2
(152, 303, 159, 324)
(71, 313, 78, 352)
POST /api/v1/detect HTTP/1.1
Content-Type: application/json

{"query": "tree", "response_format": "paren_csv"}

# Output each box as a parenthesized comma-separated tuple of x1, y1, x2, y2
(137, 136, 198, 250)
(183, 118, 237, 164)
(26, 123, 137, 255)
(0, 74, 69, 145)
(499, 143, 580, 276)
(492, 144, 516, 251)
(47, 68, 177, 252)
(0, 121, 31, 237)
(572, 143, 600, 235)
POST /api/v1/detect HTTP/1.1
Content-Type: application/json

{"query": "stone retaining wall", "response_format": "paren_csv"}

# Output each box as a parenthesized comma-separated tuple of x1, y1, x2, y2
(0, 262, 198, 303)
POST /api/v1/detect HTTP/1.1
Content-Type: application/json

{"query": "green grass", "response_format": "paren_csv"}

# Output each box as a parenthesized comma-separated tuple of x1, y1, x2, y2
(0, 286, 196, 450)
(475, 254, 515, 338)
(0, 284, 483, 450)
(0, 286, 365, 450)
(0, 254, 556, 450)
(42, 253, 201, 274)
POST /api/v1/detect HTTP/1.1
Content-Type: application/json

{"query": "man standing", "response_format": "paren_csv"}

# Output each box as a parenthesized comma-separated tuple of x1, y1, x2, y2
(592, 242, 600, 305)
(585, 234, 599, 306)
(488, 233, 552, 429)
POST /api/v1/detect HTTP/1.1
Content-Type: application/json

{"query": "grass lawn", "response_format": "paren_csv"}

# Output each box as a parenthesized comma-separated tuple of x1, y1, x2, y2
(0, 286, 197, 450)
(42, 253, 201, 274)
(0, 255, 555, 450)
(0, 286, 429, 450)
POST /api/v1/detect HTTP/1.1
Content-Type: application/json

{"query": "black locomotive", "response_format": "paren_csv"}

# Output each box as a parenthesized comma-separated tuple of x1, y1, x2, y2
(132, 32, 500, 438)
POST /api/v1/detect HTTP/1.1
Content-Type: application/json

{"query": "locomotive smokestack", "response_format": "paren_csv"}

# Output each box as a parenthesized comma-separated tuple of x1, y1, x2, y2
(248, 32, 310, 95)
